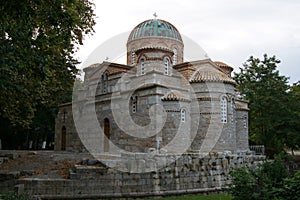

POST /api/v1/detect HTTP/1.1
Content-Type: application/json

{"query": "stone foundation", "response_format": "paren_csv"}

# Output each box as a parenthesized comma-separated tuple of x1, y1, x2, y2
(15, 152, 264, 199)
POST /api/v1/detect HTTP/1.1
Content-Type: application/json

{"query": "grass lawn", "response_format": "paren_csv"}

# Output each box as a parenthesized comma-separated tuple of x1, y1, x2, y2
(144, 193, 232, 200)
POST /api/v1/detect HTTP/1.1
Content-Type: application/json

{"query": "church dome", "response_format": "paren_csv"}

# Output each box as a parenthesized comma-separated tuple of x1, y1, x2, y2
(128, 19, 183, 42)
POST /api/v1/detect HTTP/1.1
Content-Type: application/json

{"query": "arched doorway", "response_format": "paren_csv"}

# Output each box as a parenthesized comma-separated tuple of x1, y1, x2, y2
(104, 118, 110, 152)
(61, 126, 66, 150)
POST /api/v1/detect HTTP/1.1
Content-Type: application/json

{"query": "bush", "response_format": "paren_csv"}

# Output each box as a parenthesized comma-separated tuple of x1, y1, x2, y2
(229, 153, 289, 200)
(276, 170, 300, 200)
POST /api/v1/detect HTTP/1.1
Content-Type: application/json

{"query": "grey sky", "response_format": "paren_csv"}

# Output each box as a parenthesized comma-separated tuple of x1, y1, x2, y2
(76, 0, 300, 84)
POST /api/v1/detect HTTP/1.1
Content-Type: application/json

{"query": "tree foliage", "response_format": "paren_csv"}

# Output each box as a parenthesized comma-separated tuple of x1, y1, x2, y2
(285, 82, 300, 154)
(277, 170, 300, 200)
(234, 54, 291, 155)
(229, 153, 298, 200)
(0, 0, 95, 128)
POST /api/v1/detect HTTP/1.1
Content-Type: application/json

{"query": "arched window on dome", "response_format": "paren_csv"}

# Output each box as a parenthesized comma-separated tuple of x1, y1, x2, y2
(220, 96, 227, 123)
(181, 108, 186, 122)
(164, 57, 170, 75)
(131, 49, 135, 66)
(140, 58, 145, 75)
(173, 48, 177, 65)
(101, 73, 108, 94)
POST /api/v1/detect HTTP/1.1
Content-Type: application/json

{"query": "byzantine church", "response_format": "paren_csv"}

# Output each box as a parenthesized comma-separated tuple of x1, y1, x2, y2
(54, 18, 249, 154)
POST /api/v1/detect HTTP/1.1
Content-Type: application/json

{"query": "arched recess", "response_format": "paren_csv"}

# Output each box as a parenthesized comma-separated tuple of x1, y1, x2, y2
(104, 118, 110, 152)
(61, 126, 66, 151)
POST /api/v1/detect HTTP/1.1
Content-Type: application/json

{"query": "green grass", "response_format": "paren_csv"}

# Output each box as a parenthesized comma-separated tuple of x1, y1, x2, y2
(144, 193, 232, 200)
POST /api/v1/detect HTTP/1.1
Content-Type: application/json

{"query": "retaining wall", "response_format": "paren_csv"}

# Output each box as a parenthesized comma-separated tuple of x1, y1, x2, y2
(15, 152, 265, 199)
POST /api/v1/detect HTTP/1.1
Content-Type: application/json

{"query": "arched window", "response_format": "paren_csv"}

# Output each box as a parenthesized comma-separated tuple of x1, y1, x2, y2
(131, 96, 138, 113)
(231, 98, 235, 123)
(181, 108, 186, 122)
(140, 58, 145, 75)
(101, 73, 108, 94)
(164, 58, 169, 75)
(220, 97, 227, 123)
(173, 48, 177, 65)
(243, 115, 247, 128)
(131, 49, 135, 65)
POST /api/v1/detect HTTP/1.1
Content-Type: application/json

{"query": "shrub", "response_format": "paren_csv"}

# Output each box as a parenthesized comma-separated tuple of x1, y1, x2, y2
(229, 153, 289, 200)
(276, 170, 300, 200)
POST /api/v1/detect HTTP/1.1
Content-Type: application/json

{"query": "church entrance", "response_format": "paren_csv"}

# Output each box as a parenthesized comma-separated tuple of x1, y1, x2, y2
(104, 118, 110, 152)
(61, 126, 66, 150)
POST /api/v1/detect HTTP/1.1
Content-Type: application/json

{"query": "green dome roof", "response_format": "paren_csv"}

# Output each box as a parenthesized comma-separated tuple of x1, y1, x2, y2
(128, 19, 182, 42)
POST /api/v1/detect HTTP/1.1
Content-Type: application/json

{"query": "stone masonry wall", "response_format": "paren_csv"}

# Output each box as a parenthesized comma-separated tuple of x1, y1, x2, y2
(17, 152, 265, 199)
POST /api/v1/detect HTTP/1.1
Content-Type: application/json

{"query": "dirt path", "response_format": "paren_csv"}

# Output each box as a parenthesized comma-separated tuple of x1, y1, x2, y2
(0, 151, 93, 179)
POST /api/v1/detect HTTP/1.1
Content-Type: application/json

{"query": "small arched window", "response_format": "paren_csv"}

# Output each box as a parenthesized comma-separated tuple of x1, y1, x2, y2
(173, 48, 177, 65)
(101, 73, 108, 94)
(131, 96, 138, 113)
(164, 58, 169, 75)
(243, 115, 247, 128)
(131, 49, 135, 65)
(231, 98, 235, 123)
(220, 97, 227, 123)
(181, 108, 186, 122)
(140, 58, 145, 75)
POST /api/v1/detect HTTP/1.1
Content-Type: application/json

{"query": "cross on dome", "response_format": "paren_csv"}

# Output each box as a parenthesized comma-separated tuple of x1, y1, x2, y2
(153, 12, 157, 19)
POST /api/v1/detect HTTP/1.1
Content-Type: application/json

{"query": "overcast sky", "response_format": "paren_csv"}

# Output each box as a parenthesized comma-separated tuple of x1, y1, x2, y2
(76, 0, 300, 84)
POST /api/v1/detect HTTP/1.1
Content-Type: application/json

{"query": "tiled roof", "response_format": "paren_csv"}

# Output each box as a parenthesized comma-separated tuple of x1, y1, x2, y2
(235, 102, 250, 111)
(214, 61, 233, 75)
(190, 65, 236, 85)
(161, 91, 190, 101)
(214, 61, 229, 67)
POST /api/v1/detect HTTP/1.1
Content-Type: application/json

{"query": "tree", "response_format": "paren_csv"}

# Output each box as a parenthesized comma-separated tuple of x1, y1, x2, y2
(234, 54, 290, 156)
(285, 82, 300, 155)
(0, 0, 95, 128)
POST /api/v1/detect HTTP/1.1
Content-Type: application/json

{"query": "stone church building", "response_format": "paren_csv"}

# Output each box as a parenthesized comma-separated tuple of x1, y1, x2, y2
(54, 18, 249, 154)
